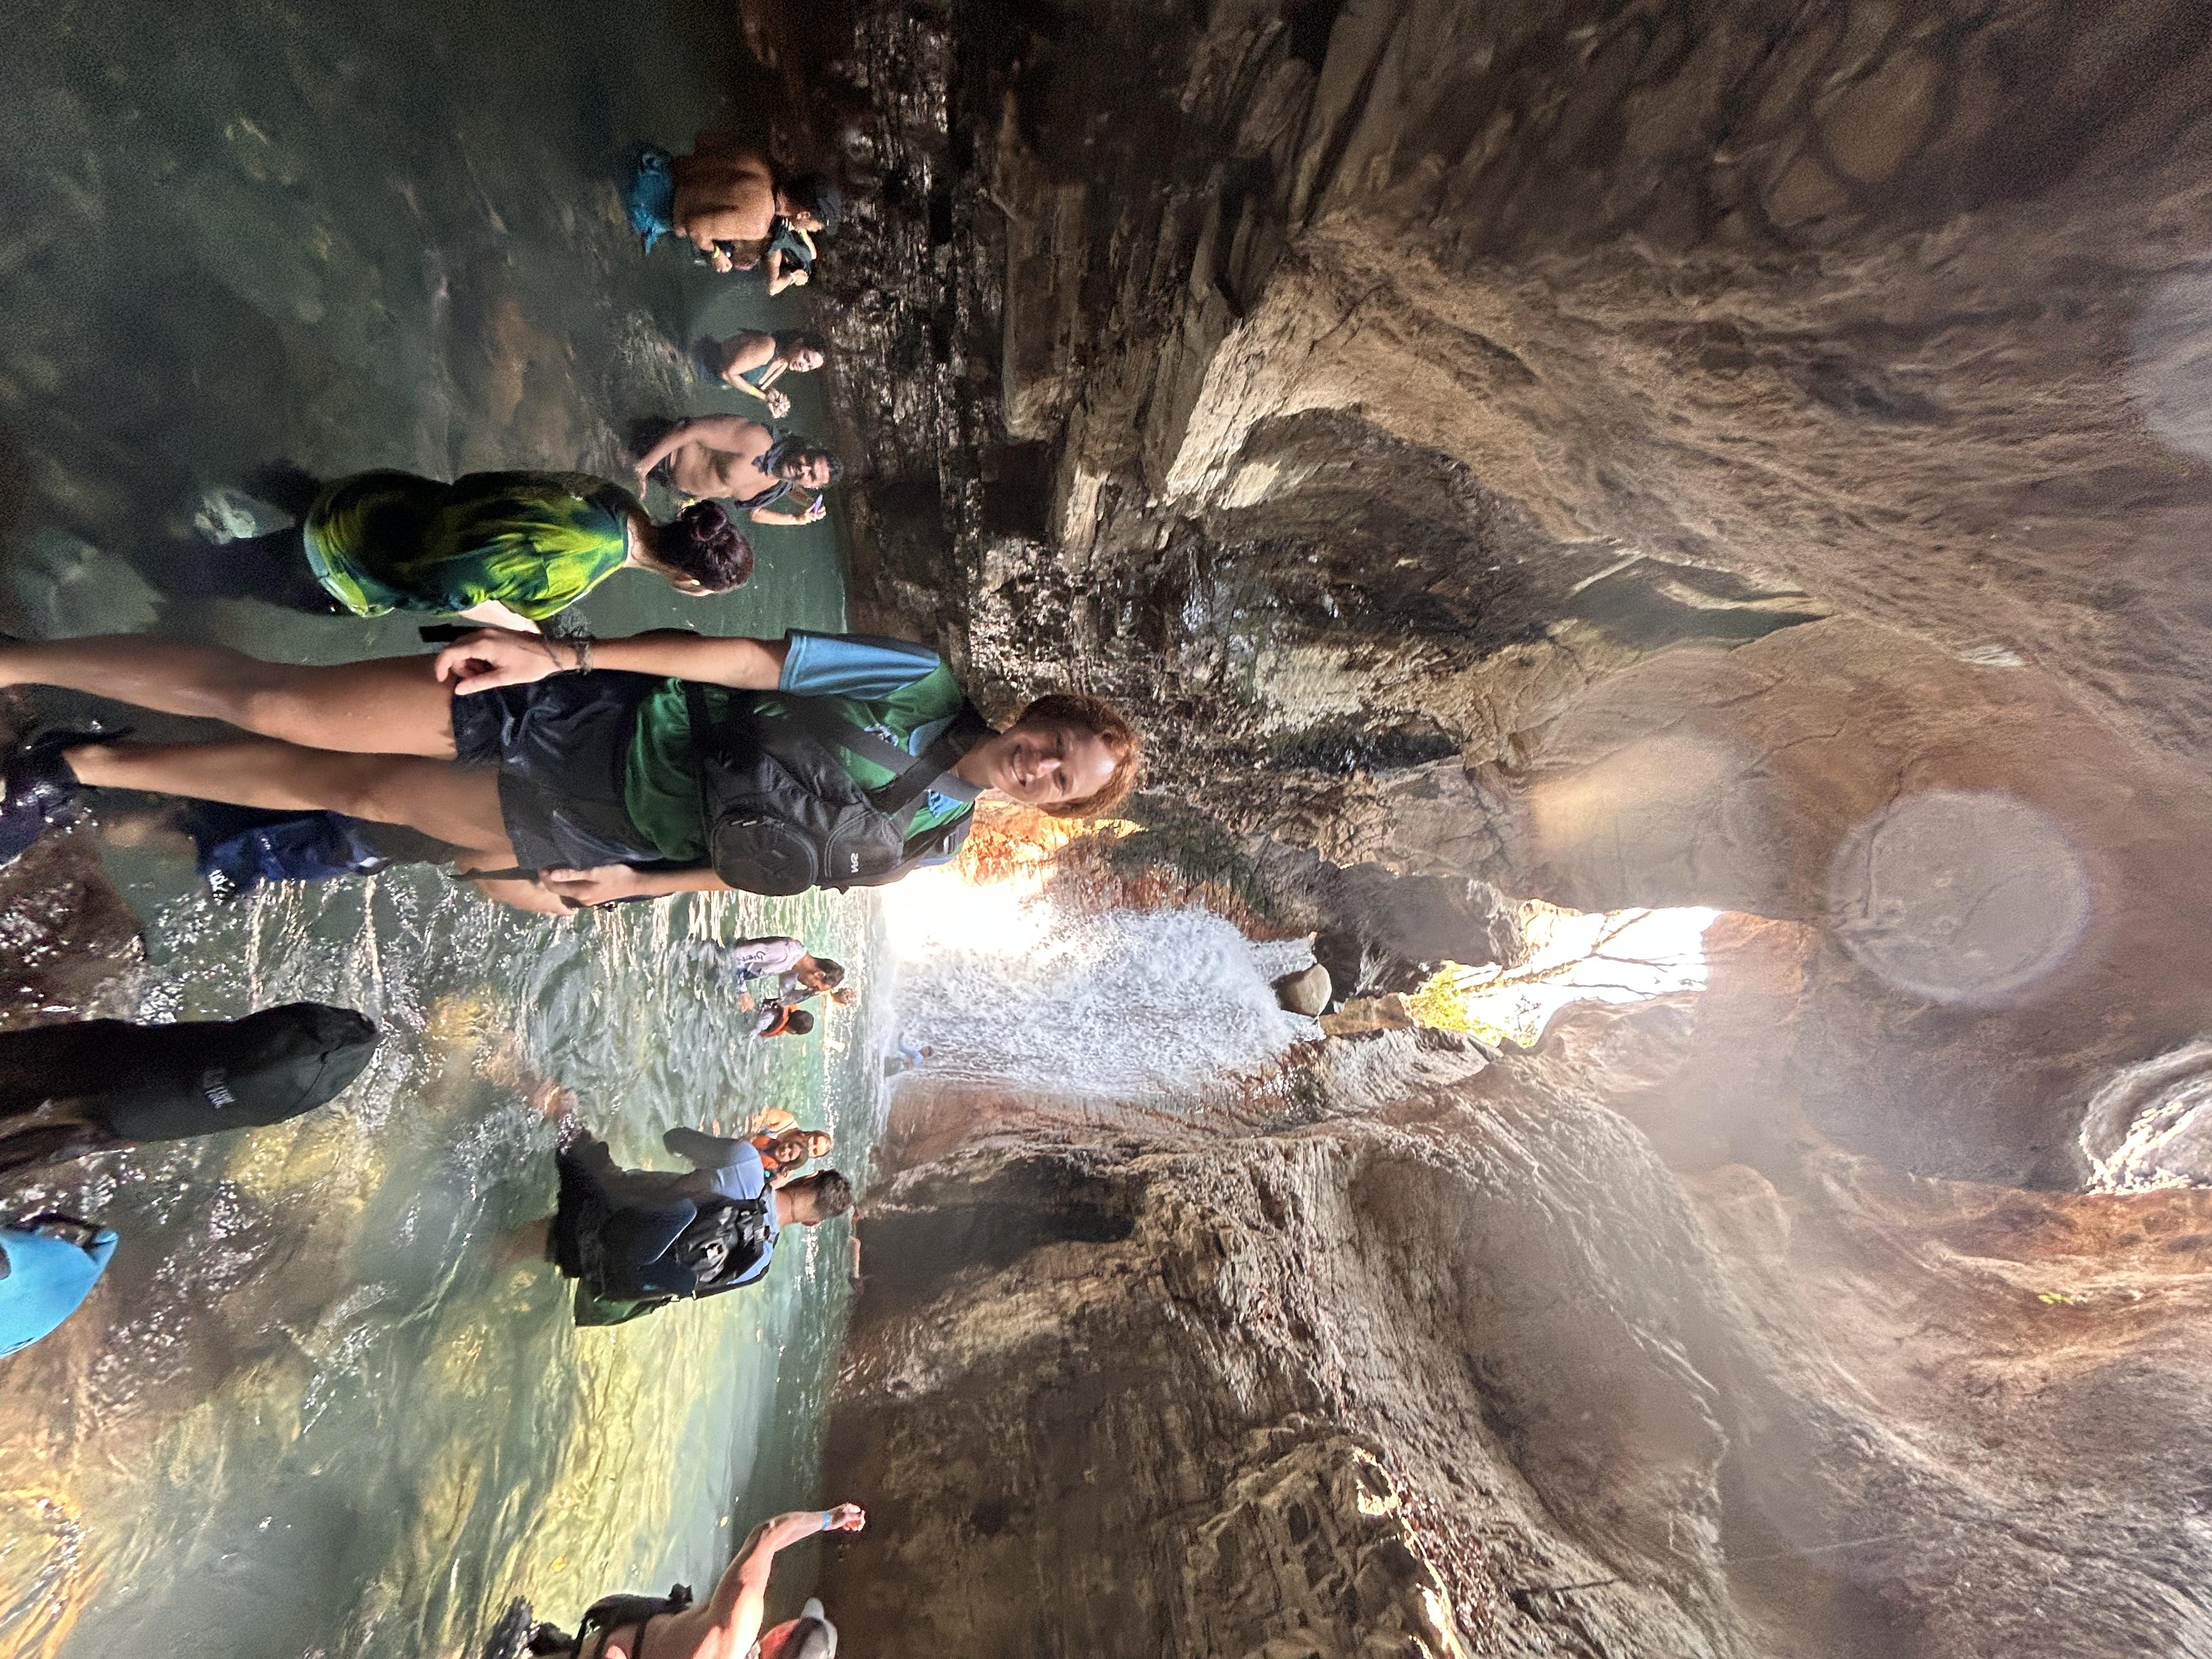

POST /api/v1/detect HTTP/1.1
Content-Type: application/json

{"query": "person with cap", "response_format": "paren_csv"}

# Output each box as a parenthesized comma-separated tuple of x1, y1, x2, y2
(479, 1502, 862, 1658)
(526, 1122, 853, 1327)
(631, 417, 843, 528)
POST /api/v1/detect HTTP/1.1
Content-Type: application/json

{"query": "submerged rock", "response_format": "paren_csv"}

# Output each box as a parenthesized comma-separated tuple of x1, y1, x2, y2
(185, 486, 295, 545)
(7, 529, 160, 639)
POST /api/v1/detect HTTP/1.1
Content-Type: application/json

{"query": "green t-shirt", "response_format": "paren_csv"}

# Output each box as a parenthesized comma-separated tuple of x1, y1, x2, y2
(303, 469, 635, 619)
(623, 631, 973, 864)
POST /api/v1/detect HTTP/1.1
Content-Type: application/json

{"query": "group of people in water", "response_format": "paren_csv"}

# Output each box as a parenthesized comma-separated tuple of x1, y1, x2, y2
(0, 127, 1147, 1659)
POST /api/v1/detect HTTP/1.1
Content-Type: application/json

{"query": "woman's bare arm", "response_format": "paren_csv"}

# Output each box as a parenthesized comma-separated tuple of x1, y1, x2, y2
(538, 865, 733, 906)
(704, 1506, 866, 1651)
(466, 872, 578, 914)
(437, 627, 790, 691)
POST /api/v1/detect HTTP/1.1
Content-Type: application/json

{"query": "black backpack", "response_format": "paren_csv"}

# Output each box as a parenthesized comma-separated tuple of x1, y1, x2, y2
(0, 1002, 379, 1173)
(684, 686, 990, 894)
(573, 1191, 774, 1329)
(669, 1192, 774, 1295)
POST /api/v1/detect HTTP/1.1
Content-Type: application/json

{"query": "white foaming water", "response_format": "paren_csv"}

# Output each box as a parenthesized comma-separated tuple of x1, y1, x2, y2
(2081, 1039, 2212, 1190)
(881, 866, 1317, 1098)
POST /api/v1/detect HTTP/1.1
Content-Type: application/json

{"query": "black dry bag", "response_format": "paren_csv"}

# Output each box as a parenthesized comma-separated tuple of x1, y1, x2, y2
(685, 686, 988, 895)
(0, 1002, 378, 1170)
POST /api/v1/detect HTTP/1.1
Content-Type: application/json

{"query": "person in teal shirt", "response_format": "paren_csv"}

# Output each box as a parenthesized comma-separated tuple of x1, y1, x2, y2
(0, 626, 1144, 911)
(301, 470, 755, 630)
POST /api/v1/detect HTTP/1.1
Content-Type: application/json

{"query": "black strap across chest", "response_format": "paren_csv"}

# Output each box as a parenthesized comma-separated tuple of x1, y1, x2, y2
(684, 686, 988, 831)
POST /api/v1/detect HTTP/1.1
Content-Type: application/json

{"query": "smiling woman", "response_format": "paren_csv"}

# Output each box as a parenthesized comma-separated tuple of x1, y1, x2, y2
(0, 627, 1142, 910)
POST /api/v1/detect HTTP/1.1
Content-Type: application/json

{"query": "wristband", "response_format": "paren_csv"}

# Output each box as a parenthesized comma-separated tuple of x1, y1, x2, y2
(819, 1510, 836, 1532)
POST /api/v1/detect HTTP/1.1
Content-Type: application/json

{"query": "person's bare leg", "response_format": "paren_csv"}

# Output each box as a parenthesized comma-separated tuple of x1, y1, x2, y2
(65, 738, 506, 848)
(0, 638, 459, 757)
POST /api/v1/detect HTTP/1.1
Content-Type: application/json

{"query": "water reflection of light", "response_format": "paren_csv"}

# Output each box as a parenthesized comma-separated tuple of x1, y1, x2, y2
(1412, 904, 1719, 1047)
(878, 862, 1053, 956)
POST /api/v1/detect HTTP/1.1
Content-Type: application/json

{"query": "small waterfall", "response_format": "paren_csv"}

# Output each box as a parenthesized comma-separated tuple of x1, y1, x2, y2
(2080, 1039, 2212, 1190)
(881, 867, 1317, 1099)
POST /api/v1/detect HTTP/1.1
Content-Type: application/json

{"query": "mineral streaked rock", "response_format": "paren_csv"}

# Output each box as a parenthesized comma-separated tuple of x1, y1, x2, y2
(823, 930, 2212, 1659)
(786, 0, 2212, 1176)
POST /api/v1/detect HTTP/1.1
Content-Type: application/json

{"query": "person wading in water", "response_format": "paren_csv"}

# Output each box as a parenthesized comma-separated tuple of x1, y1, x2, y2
(632, 417, 842, 528)
(697, 331, 825, 417)
(667, 133, 840, 274)
(482, 1501, 864, 1658)
(0, 627, 1141, 910)
(294, 472, 753, 630)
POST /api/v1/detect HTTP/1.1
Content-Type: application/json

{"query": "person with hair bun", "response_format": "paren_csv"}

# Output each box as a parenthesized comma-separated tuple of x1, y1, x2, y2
(0, 625, 1142, 909)
(295, 469, 753, 631)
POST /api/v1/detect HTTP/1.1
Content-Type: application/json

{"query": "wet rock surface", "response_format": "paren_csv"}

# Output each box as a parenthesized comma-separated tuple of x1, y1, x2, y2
(775, 0, 2212, 1181)
(769, 2, 2212, 1654)
(830, 978, 2212, 1658)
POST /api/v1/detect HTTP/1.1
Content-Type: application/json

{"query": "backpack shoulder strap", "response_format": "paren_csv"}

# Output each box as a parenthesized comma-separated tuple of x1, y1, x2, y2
(780, 699, 990, 820)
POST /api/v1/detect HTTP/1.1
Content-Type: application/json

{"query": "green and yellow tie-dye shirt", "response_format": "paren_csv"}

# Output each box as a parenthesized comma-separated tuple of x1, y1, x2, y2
(302, 469, 636, 619)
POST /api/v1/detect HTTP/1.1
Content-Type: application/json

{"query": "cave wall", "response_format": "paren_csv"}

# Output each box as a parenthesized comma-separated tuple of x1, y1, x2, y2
(763, 6, 2212, 1648)
(824, 975, 2212, 1658)
(770, 0, 2212, 1180)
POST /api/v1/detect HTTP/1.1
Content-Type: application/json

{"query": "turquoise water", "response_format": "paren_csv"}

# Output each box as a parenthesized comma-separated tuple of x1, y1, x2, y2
(0, 4, 875, 1656)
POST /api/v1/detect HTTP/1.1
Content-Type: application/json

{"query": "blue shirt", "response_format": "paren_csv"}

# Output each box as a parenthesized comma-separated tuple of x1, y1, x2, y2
(776, 630, 973, 837)
(663, 1128, 781, 1286)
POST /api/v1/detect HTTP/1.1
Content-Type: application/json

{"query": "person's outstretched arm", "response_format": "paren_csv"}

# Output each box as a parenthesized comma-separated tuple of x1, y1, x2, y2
(435, 628, 791, 692)
(749, 498, 826, 526)
(764, 251, 810, 297)
(705, 1505, 866, 1654)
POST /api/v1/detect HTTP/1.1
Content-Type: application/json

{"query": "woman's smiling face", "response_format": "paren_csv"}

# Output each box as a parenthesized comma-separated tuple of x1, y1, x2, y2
(986, 719, 1116, 809)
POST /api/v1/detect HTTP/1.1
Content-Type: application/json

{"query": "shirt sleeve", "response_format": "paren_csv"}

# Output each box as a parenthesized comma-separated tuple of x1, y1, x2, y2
(779, 630, 947, 699)
(663, 1126, 752, 1171)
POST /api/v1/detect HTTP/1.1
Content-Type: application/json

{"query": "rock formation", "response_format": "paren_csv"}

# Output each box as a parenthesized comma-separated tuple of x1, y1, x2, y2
(826, 923, 2212, 1659)
(759, 0, 2212, 1180)
(742, 1, 2212, 1653)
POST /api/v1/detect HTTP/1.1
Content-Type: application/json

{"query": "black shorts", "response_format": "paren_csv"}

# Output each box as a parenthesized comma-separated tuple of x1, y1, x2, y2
(448, 672, 668, 871)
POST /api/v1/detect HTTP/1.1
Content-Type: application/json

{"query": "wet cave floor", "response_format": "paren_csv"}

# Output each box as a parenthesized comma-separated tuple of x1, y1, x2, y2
(0, 4, 874, 1656)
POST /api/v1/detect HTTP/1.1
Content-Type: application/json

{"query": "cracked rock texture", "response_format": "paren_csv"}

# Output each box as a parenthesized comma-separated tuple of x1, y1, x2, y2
(755, 0, 2212, 1181)
(743, 1, 2212, 1654)
(822, 923, 2212, 1659)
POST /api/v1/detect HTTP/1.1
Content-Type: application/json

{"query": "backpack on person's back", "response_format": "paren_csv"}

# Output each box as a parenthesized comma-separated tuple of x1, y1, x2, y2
(684, 689, 990, 894)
